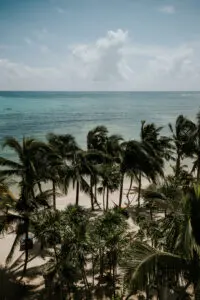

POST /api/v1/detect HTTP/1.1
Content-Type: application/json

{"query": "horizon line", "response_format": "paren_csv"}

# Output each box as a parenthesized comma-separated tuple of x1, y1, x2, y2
(0, 90, 200, 93)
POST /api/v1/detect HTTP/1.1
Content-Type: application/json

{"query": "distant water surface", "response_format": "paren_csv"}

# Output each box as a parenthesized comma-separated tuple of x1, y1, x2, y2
(0, 91, 200, 158)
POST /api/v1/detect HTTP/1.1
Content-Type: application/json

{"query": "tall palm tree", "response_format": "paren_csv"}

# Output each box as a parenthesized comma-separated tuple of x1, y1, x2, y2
(189, 111, 200, 182)
(71, 150, 95, 206)
(119, 140, 164, 208)
(169, 115, 195, 178)
(87, 126, 109, 208)
(98, 164, 120, 211)
(47, 133, 79, 209)
(137, 121, 171, 206)
(0, 137, 52, 274)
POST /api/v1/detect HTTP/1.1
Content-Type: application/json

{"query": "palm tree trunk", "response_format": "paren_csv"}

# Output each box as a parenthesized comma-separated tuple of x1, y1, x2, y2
(126, 175, 133, 203)
(112, 253, 116, 299)
(106, 187, 109, 211)
(92, 253, 95, 287)
(52, 180, 56, 210)
(75, 181, 80, 206)
(197, 156, 200, 182)
(94, 178, 97, 200)
(119, 172, 124, 207)
(103, 187, 106, 211)
(175, 153, 181, 178)
(99, 248, 104, 281)
(90, 176, 94, 211)
(23, 218, 29, 275)
(137, 172, 142, 208)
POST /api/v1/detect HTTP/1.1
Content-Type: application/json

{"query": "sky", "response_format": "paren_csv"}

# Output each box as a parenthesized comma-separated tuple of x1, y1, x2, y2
(0, 0, 200, 91)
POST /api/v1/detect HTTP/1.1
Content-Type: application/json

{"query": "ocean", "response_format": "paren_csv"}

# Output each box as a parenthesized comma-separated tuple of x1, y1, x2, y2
(0, 91, 200, 158)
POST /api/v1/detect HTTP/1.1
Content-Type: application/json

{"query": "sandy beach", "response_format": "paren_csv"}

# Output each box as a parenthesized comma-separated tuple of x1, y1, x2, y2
(0, 177, 141, 291)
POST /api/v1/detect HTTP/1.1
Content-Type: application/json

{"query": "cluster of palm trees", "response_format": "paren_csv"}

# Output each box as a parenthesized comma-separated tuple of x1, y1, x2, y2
(1, 111, 200, 299)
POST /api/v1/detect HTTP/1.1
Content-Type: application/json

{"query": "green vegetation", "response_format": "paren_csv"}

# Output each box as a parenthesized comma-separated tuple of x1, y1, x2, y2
(1, 112, 200, 299)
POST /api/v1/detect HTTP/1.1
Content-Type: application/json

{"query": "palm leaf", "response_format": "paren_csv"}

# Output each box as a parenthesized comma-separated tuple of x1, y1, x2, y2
(122, 241, 185, 292)
(2, 137, 23, 161)
(0, 157, 22, 170)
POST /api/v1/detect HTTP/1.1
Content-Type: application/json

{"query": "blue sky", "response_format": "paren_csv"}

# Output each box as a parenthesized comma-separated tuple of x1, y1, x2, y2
(0, 0, 200, 90)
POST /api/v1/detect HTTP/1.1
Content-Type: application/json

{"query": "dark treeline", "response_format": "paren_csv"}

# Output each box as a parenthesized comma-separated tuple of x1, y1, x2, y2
(1, 112, 200, 299)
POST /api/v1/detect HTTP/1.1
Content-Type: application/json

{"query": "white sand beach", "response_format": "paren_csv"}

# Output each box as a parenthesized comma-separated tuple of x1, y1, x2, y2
(0, 177, 141, 291)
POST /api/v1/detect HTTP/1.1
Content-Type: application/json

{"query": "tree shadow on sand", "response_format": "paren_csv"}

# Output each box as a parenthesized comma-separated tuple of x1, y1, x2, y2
(0, 266, 33, 299)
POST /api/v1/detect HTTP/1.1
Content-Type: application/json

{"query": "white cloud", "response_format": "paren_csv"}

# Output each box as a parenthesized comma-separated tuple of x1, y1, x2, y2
(1, 29, 200, 91)
(158, 5, 175, 14)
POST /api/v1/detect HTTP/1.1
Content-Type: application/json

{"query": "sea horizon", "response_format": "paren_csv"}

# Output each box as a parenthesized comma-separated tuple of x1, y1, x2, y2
(1, 90, 200, 159)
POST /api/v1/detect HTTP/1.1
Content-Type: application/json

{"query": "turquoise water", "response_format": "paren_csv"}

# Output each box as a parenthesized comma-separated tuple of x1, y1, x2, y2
(0, 91, 200, 158)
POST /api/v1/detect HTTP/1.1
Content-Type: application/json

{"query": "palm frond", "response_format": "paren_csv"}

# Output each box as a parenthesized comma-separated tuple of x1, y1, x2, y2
(0, 157, 22, 170)
(2, 137, 23, 160)
(122, 241, 185, 292)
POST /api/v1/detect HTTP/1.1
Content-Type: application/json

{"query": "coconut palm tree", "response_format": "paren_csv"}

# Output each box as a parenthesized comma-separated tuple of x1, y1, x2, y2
(119, 140, 164, 208)
(169, 115, 196, 178)
(188, 111, 200, 182)
(0, 189, 52, 274)
(87, 126, 108, 153)
(47, 133, 79, 209)
(89, 208, 129, 298)
(0, 137, 53, 274)
(0, 137, 49, 194)
(98, 164, 120, 211)
(137, 121, 171, 207)
(123, 185, 200, 300)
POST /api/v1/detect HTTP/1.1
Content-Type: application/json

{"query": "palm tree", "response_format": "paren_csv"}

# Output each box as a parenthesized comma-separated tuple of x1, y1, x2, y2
(71, 150, 96, 206)
(47, 133, 79, 209)
(0, 137, 52, 274)
(0, 189, 52, 274)
(119, 140, 164, 208)
(0, 137, 48, 194)
(87, 126, 108, 153)
(89, 208, 129, 298)
(98, 164, 120, 211)
(87, 126, 109, 208)
(123, 185, 200, 300)
(137, 121, 171, 207)
(188, 111, 200, 182)
(169, 115, 195, 178)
